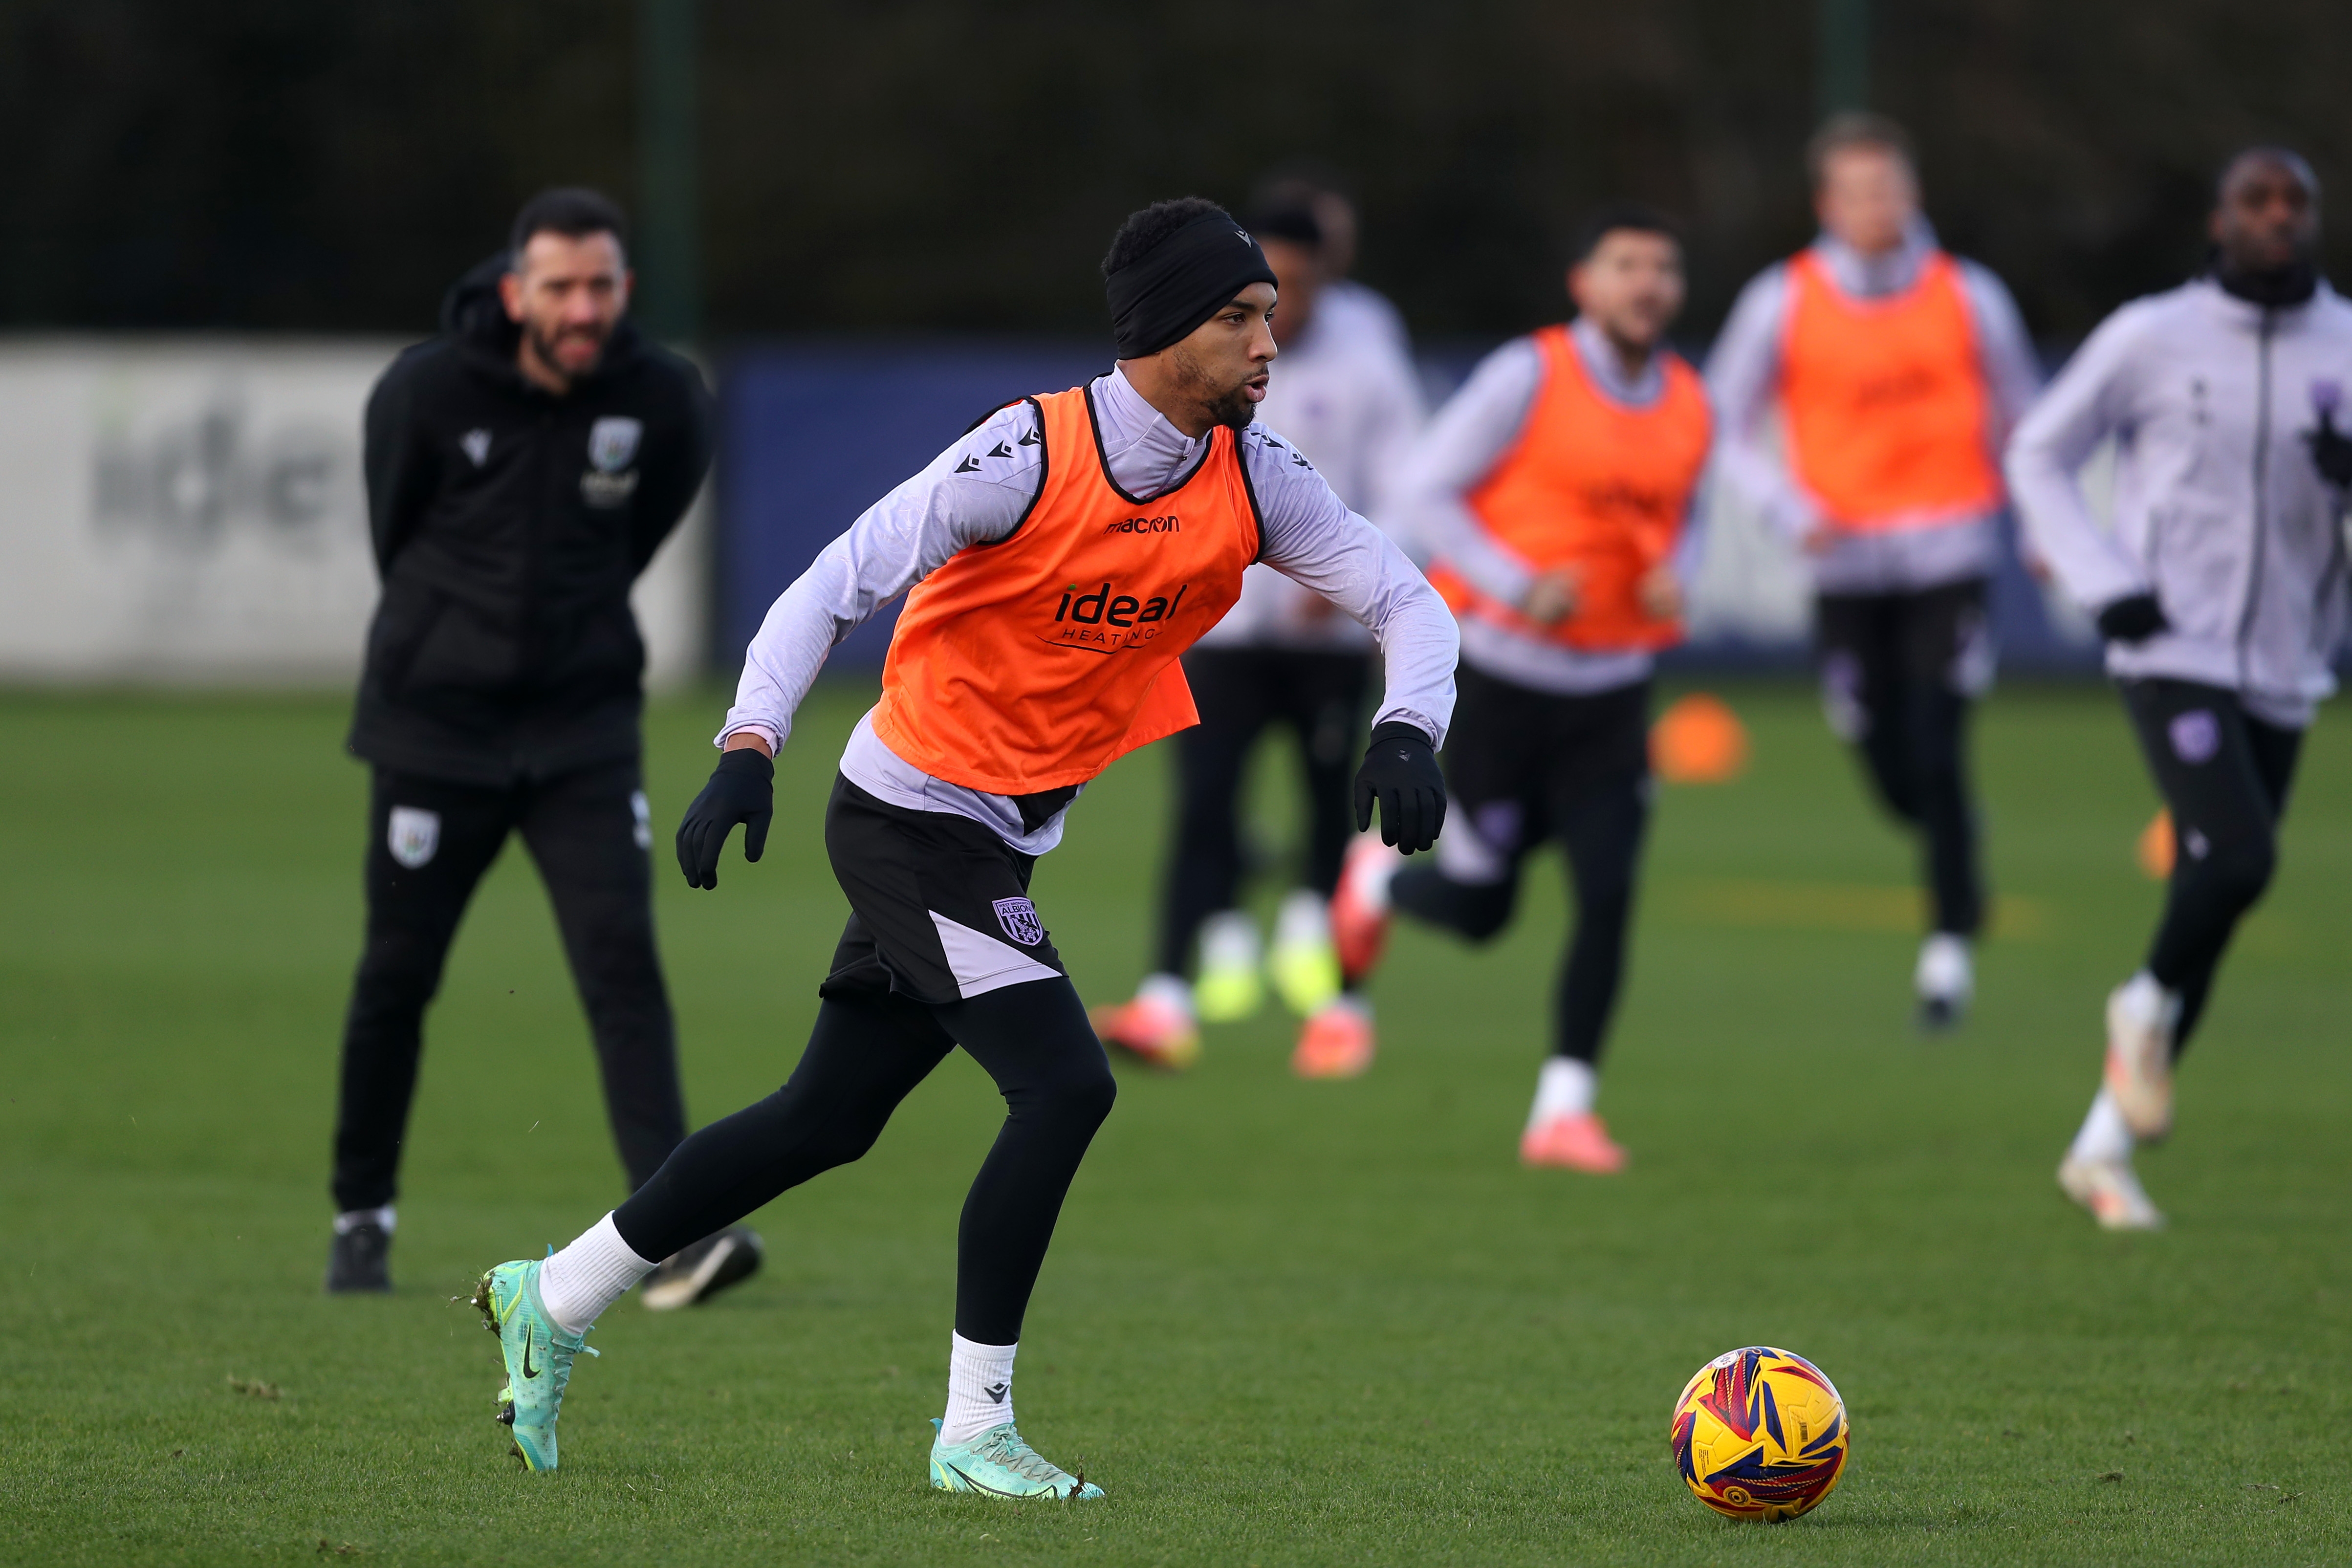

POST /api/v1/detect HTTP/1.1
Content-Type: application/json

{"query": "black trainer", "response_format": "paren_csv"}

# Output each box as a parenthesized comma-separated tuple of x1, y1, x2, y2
(639, 1225, 763, 1311)
(325, 1222, 393, 1293)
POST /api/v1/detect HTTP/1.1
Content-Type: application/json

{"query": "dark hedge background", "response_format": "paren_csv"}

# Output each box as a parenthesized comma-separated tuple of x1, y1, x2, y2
(2, 0, 2347, 343)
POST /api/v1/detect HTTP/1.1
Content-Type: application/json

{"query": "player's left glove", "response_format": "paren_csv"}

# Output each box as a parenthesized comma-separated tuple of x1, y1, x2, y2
(2305, 406, 2352, 489)
(1353, 721, 1446, 855)
(676, 747, 773, 890)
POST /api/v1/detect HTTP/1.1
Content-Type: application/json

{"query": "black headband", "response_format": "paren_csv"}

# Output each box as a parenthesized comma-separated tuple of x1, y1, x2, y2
(1105, 213, 1278, 359)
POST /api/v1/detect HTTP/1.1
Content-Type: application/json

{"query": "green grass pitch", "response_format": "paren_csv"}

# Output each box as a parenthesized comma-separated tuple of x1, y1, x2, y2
(1, 679, 2346, 1566)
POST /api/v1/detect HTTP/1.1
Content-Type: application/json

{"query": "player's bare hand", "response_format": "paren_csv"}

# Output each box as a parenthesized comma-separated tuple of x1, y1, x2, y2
(1520, 566, 1580, 626)
(1637, 565, 1684, 621)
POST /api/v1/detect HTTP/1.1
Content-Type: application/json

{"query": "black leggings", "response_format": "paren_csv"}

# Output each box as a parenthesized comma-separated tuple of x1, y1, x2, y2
(1391, 671, 1651, 1066)
(611, 978, 1115, 1345)
(2121, 678, 2302, 1055)
(1815, 581, 1989, 937)
(1157, 647, 1370, 976)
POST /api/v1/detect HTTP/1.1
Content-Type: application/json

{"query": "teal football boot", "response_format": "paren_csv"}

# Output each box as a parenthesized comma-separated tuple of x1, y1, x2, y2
(471, 1256, 597, 1471)
(929, 1418, 1103, 1500)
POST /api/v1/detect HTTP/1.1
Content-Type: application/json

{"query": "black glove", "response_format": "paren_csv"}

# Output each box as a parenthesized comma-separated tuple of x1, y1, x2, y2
(675, 747, 774, 889)
(2095, 592, 2169, 645)
(1352, 721, 1446, 854)
(2307, 407, 2352, 489)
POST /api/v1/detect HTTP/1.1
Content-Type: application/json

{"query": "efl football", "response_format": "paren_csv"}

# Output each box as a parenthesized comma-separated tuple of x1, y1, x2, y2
(1670, 1346, 1850, 1522)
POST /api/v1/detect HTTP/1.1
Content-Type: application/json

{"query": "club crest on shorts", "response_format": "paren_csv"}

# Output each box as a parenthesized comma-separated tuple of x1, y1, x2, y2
(2169, 708, 2220, 764)
(387, 806, 440, 869)
(992, 896, 1045, 947)
(588, 416, 643, 473)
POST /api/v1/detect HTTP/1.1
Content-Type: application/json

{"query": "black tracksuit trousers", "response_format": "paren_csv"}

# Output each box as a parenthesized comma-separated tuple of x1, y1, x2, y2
(1156, 646, 1370, 976)
(330, 758, 687, 1212)
(1815, 579, 1990, 938)
(2120, 678, 2303, 1055)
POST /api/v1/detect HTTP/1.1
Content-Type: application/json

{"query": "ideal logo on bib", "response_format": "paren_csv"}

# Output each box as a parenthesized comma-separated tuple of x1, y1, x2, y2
(1044, 580, 1190, 653)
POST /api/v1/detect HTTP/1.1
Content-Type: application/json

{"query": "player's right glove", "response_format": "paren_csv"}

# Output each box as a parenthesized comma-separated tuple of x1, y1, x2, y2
(1352, 721, 1446, 855)
(2095, 592, 2169, 645)
(676, 747, 774, 889)
(2305, 406, 2352, 489)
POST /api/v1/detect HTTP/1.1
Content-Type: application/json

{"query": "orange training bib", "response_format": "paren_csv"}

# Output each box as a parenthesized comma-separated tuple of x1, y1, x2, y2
(1778, 250, 2003, 530)
(870, 385, 1262, 794)
(1428, 326, 1711, 652)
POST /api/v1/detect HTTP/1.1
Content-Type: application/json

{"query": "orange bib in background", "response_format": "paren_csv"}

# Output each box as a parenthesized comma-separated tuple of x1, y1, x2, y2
(870, 385, 1261, 795)
(1778, 250, 2003, 530)
(1427, 326, 1711, 652)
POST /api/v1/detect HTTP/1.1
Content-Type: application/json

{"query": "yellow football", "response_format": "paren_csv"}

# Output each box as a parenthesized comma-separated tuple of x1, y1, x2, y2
(1670, 1346, 1849, 1522)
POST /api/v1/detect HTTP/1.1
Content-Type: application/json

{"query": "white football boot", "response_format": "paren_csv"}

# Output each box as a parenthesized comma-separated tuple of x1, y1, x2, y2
(2057, 1155, 2165, 1231)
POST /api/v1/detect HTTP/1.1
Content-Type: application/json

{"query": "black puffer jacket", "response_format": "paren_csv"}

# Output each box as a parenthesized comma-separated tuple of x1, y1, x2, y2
(347, 256, 714, 785)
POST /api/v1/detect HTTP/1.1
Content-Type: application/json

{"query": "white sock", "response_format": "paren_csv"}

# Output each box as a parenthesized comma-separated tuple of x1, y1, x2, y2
(1137, 971, 1195, 1020)
(2068, 1087, 2135, 1166)
(1528, 1057, 1598, 1128)
(1199, 910, 1262, 971)
(1915, 933, 1973, 1002)
(1274, 889, 1331, 948)
(2114, 969, 2181, 1031)
(334, 1204, 395, 1235)
(537, 1212, 658, 1335)
(940, 1333, 1018, 1445)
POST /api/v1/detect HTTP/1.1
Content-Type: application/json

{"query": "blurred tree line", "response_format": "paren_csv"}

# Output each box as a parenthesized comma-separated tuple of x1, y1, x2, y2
(2, 0, 2348, 347)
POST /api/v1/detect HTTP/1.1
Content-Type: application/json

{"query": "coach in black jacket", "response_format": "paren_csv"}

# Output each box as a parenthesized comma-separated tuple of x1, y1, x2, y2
(328, 188, 758, 1307)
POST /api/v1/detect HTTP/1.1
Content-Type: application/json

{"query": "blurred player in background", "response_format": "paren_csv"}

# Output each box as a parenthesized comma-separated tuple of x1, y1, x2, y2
(467, 198, 1455, 1495)
(1707, 114, 2041, 1029)
(1253, 164, 1412, 355)
(1094, 197, 1425, 1077)
(1332, 207, 1712, 1166)
(329, 189, 761, 1308)
(2007, 147, 2352, 1230)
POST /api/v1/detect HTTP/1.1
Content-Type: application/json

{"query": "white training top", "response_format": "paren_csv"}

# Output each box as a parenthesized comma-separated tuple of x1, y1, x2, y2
(1704, 218, 2043, 595)
(1196, 295, 1426, 651)
(719, 365, 1460, 852)
(1390, 317, 1707, 696)
(2006, 277, 2352, 727)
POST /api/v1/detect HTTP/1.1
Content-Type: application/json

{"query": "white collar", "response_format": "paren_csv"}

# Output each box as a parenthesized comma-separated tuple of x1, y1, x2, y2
(1093, 365, 1210, 500)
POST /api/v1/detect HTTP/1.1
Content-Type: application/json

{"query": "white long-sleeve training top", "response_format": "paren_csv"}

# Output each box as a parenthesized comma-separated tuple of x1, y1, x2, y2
(720, 365, 1460, 852)
(2005, 277, 2352, 727)
(1704, 220, 2042, 595)
(1195, 294, 1426, 651)
(1390, 316, 1707, 695)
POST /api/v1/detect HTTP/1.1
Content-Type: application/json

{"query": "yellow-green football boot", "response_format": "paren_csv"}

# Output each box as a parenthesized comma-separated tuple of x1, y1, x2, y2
(1268, 890, 1342, 1015)
(471, 1256, 597, 1471)
(929, 1418, 1103, 1500)
(1193, 911, 1264, 1023)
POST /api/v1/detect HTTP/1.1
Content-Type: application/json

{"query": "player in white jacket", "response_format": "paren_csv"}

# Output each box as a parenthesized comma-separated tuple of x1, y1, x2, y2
(1095, 199, 1426, 1078)
(2006, 147, 2352, 1230)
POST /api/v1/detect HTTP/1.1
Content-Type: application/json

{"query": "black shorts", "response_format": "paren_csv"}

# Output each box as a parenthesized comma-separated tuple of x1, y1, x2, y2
(818, 776, 1068, 1007)
(1439, 666, 1651, 875)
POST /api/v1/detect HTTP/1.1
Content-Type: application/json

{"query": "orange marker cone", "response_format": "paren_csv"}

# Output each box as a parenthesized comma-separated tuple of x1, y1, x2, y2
(2136, 807, 2174, 880)
(1651, 692, 1750, 784)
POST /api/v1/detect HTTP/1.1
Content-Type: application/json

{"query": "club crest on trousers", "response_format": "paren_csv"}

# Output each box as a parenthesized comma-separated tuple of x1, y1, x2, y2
(993, 896, 1045, 947)
(387, 806, 440, 870)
